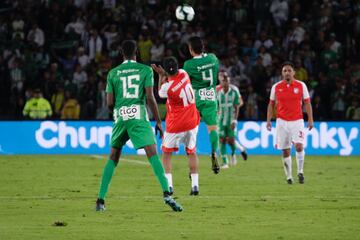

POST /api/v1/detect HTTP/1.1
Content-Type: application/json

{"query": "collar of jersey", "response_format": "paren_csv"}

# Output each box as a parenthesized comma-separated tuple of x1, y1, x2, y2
(122, 60, 136, 64)
(193, 53, 207, 59)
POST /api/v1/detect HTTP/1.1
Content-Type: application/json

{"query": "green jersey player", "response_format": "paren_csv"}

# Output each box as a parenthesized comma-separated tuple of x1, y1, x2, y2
(217, 71, 248, 168)
(183, 36, 220, 174)
(96, 40, 182, 212)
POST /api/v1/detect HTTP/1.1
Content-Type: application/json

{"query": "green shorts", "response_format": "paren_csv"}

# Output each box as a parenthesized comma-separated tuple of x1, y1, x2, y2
(111, 119, 156, 149)
(196, 100, 218, 126)
(218, 124, 236, 138)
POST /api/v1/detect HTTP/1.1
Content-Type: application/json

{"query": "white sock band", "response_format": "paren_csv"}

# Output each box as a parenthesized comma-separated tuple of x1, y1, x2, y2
(165, 173, 173, 188)
(282, 156, 292, 179)
(190, 173, 199, 188)
(296, 150, 305, 174)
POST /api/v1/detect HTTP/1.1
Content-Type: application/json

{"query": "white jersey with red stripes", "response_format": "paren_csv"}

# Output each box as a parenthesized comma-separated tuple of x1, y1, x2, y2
(158, 69, 200, 133)
(269, 79, 310, 121)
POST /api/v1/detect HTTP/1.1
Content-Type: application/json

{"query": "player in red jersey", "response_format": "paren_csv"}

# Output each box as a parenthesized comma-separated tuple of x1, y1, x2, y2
(152, 57, 201, 195)
(266, 62, 314, 184)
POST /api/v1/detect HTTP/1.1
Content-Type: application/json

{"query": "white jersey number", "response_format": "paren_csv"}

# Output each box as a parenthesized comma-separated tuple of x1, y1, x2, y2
(120, 75, 140, 98)
(201, 69, 214, 86)
(179, 83, 195, 107)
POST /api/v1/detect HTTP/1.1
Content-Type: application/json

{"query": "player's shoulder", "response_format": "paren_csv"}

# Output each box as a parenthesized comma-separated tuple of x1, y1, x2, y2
(294, 79, 307, 88)
(272, 80, 284, 88)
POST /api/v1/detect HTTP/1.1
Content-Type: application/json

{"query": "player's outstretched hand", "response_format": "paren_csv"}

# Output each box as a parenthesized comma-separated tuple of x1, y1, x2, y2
(155, 122, 164, 138)
(266, 121, 272, 131)
(151, 64, 166, 76)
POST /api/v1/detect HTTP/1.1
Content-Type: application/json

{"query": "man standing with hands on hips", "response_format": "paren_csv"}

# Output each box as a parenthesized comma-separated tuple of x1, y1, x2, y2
(266, 61, 314, 184)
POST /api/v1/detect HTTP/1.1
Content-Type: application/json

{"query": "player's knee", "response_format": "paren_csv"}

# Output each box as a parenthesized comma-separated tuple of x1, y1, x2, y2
(219, 137, 226, 143)
(295, 144, 303, 152)
(109, 148, 121, 165)
(282, 149, 290, 157)
(144, 144, 157, 158)
(227, 137, 235, 145)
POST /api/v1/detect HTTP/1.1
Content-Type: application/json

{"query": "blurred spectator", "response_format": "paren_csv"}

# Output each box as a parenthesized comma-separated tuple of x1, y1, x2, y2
(150, 36, 165, 64)
(346, 98, 360, 120)
(331, 82, 347, 119)
(313, 95, 328, 120)
(76, 47, 90, 68)
(61, 91, 80, 119)
(258, 46, 272, 67)
(245, 85, 259, 120)
(96, 81, 108, 119)
(138, 33, 152, 64)
(23, 89, 52, 119)
(294, 59, 308, 82)
(51, 84, 65, 119)
(270, 0, 289, 29)
(27, 23, 45, 47)
(88, 29, 103, 61)
(73, 64, 88, 90)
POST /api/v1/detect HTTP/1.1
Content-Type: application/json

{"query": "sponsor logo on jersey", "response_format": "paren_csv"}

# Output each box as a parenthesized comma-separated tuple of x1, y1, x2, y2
(199, 88, 216, 101)
(114, 105, 140, 121)
(196, 63, 215, 71)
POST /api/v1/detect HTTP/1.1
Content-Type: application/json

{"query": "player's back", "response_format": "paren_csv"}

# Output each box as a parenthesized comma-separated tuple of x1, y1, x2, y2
(161, 69, 200, 133)
(183, 53, 219, 90)
(106, 60, 153, 121)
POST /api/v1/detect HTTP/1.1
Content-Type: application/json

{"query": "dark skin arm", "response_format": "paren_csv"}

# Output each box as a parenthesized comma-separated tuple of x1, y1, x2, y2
(107, 93, 114, 119)
(231, 103, 240, 130)
(146, 86, 163, 138)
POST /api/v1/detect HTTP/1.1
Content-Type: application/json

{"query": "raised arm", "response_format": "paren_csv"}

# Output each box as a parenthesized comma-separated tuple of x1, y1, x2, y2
(146, 86, 163, 138)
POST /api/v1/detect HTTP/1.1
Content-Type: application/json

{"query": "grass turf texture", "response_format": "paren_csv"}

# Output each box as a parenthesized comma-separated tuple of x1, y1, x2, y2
(0, 155, 359, 239)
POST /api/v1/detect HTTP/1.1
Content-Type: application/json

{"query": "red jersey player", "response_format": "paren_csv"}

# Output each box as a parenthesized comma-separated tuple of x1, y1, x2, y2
(151, 57, 201, 196)
(266, 61, 314, 184)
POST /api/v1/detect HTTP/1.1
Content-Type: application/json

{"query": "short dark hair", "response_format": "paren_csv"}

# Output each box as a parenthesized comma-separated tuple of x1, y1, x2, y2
(281, 61, 295, 70)
(163, 57, 178, 75)
(188, 36, 204, 54)
(121, 40, 137, 59)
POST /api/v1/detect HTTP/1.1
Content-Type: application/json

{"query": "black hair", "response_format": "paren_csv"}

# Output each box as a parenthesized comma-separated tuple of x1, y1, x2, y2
(121, 40, 137, 59)
(281, 61, 295, 70)
(163, 57, 179, 75)
(188, 36, 204, 54)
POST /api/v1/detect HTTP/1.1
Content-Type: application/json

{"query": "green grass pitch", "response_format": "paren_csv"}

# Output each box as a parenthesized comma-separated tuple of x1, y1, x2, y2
(0, 154, 359, 239)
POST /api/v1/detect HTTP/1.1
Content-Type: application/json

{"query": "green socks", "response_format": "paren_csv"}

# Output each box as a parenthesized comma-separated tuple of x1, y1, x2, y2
(230, 143, 236, 155)
(220, 142, 228, 164)
(98, 159, 116, 200)
(148, 155, 169, 193)
(209, 130, 219, 154)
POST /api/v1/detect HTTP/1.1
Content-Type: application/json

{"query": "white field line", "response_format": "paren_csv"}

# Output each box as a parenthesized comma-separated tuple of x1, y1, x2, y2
(0, 195, 359, 200)
(91, 155, 149, 166)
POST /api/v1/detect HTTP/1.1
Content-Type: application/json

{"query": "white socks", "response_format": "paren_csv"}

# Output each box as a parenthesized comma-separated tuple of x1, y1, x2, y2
(191, 173, 199, 188)
(235, 140, 245, 152)
(165, 173, 173, 188)
(282, 156, 292, 180)
(166, 173, 199, 189)
(296, 150, 305, 174)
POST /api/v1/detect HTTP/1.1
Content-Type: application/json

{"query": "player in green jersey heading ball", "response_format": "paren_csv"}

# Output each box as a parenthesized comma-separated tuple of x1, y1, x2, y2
(183, 36, 221, 174)
(95, 40, 182, 212)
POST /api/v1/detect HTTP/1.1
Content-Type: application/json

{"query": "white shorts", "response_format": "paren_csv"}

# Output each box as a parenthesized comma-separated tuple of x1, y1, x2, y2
(275, 118, 305, 150)
(162, 126, 198, 154)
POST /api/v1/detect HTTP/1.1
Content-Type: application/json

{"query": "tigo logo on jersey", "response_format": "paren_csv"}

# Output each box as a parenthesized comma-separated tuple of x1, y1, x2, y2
(199, 88, 216, 101)
(115, 105, 140, 121)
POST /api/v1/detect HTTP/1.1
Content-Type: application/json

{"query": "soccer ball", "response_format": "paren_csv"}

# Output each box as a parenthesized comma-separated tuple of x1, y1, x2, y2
(175, 5, 195, 22)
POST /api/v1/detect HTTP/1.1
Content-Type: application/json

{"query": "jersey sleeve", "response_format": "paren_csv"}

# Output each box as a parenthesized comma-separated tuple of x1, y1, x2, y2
(301, 82, 310, 102)
(105, 71, 113, 94)
(234, 89, 240, 105)
(158, 82, 171, 98)
(144, 67, 154, 87)
(269, 84, 276, 104)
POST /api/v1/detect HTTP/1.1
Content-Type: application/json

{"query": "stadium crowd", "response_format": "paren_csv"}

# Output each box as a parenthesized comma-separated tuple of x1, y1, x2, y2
(0, 0, 359, 120)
